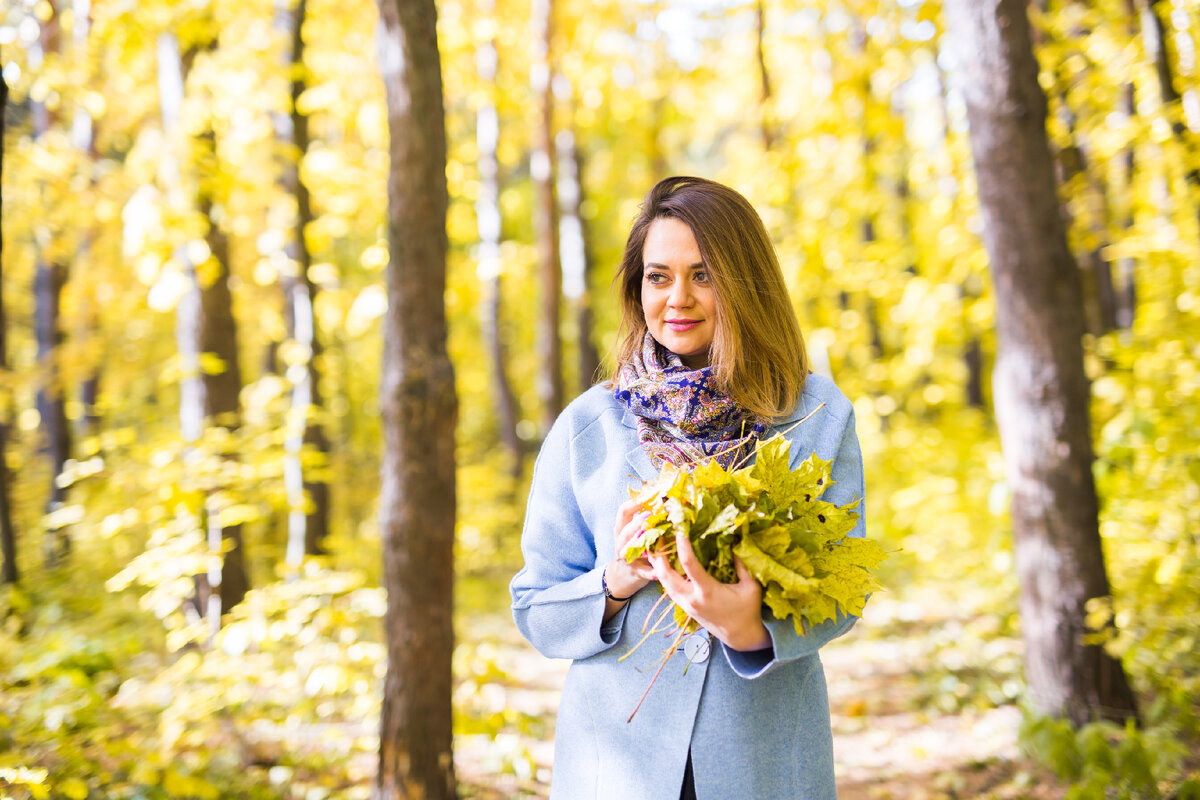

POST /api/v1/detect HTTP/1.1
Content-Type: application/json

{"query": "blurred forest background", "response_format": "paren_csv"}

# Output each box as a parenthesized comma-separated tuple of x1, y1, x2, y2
(1, 0, 1199, 797)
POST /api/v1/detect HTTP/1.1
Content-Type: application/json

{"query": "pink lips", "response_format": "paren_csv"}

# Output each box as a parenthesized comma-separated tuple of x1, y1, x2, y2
(666, 319, 701, 331)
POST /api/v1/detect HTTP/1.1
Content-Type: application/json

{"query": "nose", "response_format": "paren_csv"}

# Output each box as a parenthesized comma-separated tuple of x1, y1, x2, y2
(668, 277, 694, 309)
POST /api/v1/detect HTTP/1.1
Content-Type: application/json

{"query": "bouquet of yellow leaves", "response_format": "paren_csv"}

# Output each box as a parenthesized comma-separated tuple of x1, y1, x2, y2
(622, 433, 885, 635)
(617, 429, 886, 721)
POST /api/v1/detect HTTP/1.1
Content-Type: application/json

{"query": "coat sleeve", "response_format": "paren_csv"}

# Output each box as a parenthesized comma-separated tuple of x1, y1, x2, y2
(510, 413, 630, 660)
(723, 403, 867, 679)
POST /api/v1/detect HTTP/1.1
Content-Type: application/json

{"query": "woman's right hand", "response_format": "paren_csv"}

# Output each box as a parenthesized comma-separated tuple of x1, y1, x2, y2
(605, 500, 655, 600)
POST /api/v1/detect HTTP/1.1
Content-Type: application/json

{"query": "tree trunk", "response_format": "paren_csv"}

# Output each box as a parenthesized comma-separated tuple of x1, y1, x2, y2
(531, 0, 563, 437)
(374, 0, 457, 797)
(0, 68, 17, 586)
(32, 1, 72, 566)
(72, 0, 103, 439)
(936, 62, 988, 409)
(753, 0, 774, 151)
(159, 31, 248, 624)
(1034, 1, 1120, 335)
(942, 0, 1138, 726)
(556, 127, 599, 392)
(1139, 0, 1200, 233)
(1115, 67, 1137, 330)
(275, 0, 331, 564)
(474, 12, 523, 473)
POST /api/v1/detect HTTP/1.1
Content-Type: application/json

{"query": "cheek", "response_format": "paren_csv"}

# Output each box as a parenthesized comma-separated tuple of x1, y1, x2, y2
(641, 288, 660, 319)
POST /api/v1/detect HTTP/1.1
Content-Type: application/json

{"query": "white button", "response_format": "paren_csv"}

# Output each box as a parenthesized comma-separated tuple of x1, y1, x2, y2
(682, 630, 710, 663)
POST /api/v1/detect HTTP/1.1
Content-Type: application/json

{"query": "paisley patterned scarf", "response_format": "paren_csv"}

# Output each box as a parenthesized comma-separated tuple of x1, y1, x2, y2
(613, 332, 768, 470)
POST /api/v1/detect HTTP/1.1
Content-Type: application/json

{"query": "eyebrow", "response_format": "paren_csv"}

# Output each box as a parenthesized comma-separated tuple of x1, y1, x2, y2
(643, 262, 706, 271)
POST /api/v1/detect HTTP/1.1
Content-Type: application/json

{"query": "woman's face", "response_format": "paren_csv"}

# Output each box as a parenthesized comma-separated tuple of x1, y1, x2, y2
(641, 217, 717, 369)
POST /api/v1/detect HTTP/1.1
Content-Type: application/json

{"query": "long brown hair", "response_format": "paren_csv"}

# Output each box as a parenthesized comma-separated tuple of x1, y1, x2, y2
(613, 176, 808, 419)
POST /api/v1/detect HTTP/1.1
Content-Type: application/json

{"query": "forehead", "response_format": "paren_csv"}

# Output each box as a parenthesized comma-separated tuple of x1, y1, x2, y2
(643, 217, 702, 265)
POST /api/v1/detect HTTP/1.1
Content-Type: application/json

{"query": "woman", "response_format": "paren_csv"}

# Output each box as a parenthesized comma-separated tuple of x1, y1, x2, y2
(510, 176, 866, 799)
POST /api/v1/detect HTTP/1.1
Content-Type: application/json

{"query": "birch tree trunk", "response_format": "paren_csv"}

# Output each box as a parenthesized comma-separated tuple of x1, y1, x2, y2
(0, 67, 17, 586)
(275, 0, 331, 563)
(475, 5, 523, 472)
(374, 0, 457, 795)
(32, 1, 72, 565)
(159, 31, 248, 624)
(556, 126, 599, 392)
(531, 0, 563, 437)
(943, 0, 1138, 725)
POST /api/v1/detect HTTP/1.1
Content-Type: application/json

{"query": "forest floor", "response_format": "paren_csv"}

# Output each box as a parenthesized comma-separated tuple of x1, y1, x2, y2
(452, 579, 1066, 800)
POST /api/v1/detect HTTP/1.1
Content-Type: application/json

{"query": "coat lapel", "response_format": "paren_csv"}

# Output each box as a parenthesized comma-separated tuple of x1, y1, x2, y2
(620, 410, 659, 483)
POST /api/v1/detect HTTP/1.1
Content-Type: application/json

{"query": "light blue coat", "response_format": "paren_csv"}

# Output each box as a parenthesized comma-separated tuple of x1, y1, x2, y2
(510, 374, 866, 800)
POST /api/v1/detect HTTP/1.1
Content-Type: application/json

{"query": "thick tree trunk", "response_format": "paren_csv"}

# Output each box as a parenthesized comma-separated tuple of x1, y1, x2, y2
(0, 68, 17, 586)
(531, 0, 563, 437)
(943, 0, 1138, 725)
(160, 31, 248, 623)
(33, 2, 72, 565)
(556, 128, 599, 392)
(474, 15, 523, 473)
(375, 0, 457, 797)
(275, 0, 331, 563)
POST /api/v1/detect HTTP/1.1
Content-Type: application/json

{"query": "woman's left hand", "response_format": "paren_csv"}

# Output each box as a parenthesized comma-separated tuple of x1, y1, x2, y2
(648, 531, 772, 652)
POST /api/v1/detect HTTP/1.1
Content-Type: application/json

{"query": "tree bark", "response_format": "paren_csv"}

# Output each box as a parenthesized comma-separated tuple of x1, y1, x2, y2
(275, 0, 331, 563)
(753, 0, 774, 151)
(0, 67, 18, 586)
(1033, 0, 1120, 335)
(32, 1, 72, 565)
(474, 13, 523, 473)
(1139, 0, 1200, 233)
(374, 0, 457, 797)
(556, 127, 599, 392)
(159, 31, 248, 623)
(72, 0, 103, 439)
(531, 0, 563, 437)
(943, 0, 1138, 725)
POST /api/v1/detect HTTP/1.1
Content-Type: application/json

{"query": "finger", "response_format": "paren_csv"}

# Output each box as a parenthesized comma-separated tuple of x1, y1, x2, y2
(630, 561, 656, 581)
(733, 555, 762, 600)
(614, 500, 641, 533)
(674, 531, 710, 587)
(734, 554, 753, 583)
(648, 551, 687, 595)
(617, 512, 651, 550)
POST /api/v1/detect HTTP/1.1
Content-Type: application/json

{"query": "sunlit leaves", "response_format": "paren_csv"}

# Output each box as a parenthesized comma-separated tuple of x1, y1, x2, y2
(624, 435, 885, 635)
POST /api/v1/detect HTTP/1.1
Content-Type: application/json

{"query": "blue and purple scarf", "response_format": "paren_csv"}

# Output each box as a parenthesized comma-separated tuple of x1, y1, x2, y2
(613, 333, 767, 470)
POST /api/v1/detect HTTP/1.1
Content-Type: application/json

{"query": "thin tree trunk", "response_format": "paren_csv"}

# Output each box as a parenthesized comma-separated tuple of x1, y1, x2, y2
(556, 126, 599, 392)
(1139, 0, 1200, 233)
(531, 0, 563, 437)
(275, 0, 330, 564)
(0, 67, 18, 586)
(32, 2, 72, 566)
(73, 0, 102, 438)
(375, 0, 457, 796)
(753, 0, 774, 151)
(474, 12, 522, 473)
(1116, 53, 1138, 330)
(943, 0, 1138, 725)
(934, 57, 988, 408)
(1034, 0, 1120, 335)
(159, 31, 248, 626)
